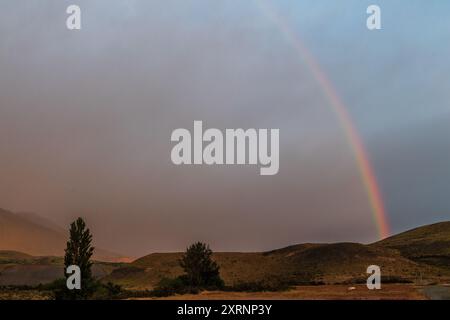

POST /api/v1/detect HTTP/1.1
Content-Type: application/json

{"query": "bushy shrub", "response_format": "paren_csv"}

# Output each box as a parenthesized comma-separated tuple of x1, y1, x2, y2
(225, 278, 293, 292)
(343, 275, 413, 285)
(150, 276, 199, 297)
(46, 278, 125, 300)
(180, 242, 224, 289)
(91, 282, 124, 300)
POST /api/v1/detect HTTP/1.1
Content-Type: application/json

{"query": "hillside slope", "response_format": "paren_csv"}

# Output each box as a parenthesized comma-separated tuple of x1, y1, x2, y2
(0, 208, 126, 262)
(0, 250, 33, 263)
(374, 221, 450, 269)
(0, 250, 122, 286)
(105, 222, 450, 290)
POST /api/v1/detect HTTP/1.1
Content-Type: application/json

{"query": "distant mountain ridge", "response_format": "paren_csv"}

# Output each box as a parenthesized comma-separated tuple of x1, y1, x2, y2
(0, 207, 127, 262)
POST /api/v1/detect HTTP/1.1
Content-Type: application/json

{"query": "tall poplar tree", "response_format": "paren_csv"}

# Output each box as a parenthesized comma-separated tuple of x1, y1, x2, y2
(63, 217, 95, 299)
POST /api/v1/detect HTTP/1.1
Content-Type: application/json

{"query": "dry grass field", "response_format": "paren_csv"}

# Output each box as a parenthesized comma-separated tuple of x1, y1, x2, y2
(134, 284, 427, 300)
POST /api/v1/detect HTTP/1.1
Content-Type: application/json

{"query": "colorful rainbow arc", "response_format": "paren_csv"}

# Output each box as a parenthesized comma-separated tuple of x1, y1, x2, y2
(257, 1, 390, 239)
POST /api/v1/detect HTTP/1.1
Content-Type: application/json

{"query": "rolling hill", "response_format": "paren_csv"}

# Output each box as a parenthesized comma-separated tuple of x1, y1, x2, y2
(1, 213, 449, 288)
(0, 208, 127, 262)
(104, 222, 450, 290)
(374, 221, 450, 270)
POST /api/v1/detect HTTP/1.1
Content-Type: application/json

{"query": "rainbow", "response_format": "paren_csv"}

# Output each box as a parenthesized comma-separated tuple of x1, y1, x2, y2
(257, 1, 390, 239)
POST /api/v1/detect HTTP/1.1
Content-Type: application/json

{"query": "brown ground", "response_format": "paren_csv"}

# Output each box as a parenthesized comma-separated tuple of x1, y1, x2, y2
(0, 290, 52, 300)
(134, 284, 427, 300)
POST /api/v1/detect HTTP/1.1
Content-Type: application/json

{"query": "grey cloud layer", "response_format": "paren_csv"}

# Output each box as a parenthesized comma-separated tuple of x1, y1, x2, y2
(0, 1, 448, 255)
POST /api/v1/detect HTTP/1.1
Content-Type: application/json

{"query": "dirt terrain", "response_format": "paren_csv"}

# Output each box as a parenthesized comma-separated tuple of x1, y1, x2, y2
(134, 284, 427, 300)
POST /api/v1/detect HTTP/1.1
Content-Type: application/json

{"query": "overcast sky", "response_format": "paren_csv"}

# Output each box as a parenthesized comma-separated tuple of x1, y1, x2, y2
(1, 0, 449, 256)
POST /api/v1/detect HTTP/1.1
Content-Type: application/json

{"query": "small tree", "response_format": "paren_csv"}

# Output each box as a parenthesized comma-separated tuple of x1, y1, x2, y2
(62, 217, 95, 299)
(179, 242, 224, 288)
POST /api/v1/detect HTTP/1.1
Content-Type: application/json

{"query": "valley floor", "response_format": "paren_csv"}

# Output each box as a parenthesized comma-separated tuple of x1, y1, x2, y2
(3, 284, 450, 300)
(135, 284, 430, 300)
